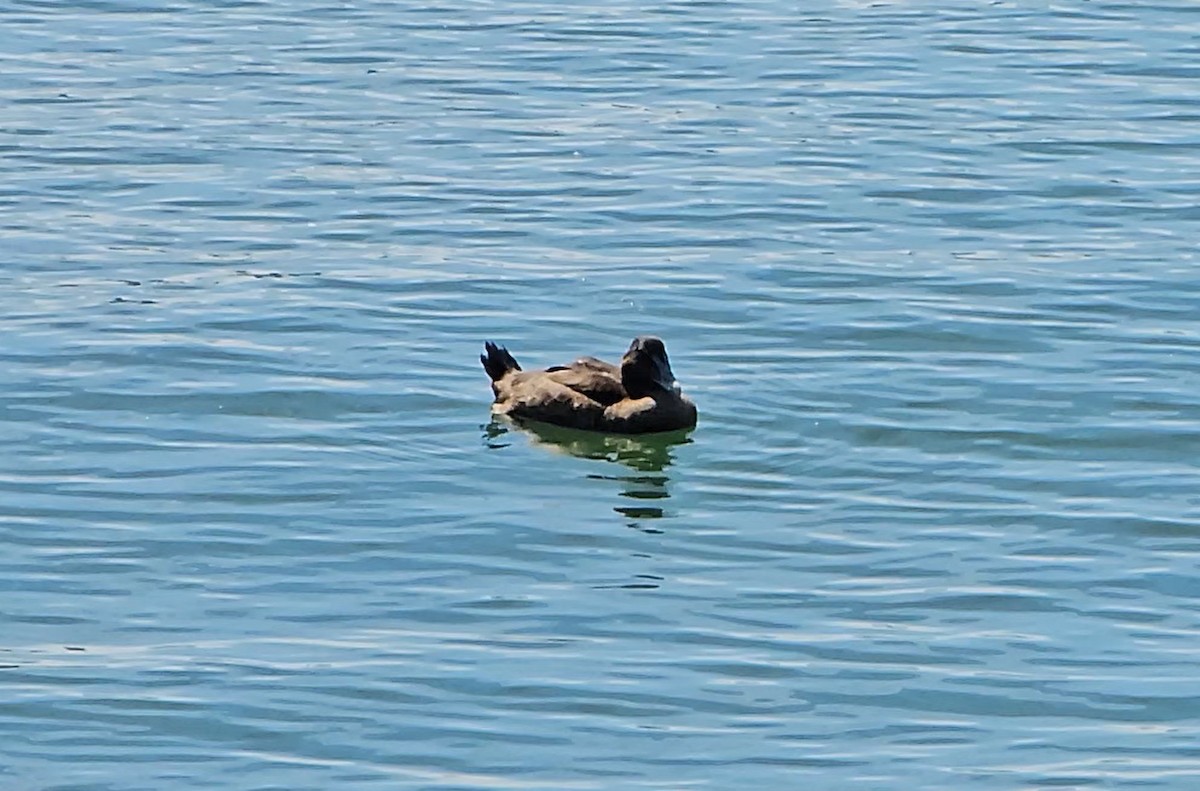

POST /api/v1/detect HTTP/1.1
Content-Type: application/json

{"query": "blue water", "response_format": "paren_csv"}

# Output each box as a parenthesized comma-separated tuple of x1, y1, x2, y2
(4, 1, 1200, 788)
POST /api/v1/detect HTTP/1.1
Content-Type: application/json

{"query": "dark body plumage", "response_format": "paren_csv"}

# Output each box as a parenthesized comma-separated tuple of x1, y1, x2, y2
(481, 336, 697, 434)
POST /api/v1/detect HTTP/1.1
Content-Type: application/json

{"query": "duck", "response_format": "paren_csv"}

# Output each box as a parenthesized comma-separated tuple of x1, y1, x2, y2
(481, 336, 697, 434)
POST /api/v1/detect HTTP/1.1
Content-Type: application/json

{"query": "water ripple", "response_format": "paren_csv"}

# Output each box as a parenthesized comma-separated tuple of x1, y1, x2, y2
(4, 0, 1200, 789)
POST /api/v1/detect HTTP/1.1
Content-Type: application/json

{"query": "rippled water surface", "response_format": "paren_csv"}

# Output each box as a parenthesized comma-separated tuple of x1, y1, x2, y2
(5, 1, 1200, 788)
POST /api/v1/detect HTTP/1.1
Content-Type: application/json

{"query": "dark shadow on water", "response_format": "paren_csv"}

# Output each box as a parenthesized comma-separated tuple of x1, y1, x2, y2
(483, 418, 693, 532)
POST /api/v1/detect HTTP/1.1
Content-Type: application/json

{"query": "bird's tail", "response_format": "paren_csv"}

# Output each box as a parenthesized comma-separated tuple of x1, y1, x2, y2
(481, 342, 521, 381)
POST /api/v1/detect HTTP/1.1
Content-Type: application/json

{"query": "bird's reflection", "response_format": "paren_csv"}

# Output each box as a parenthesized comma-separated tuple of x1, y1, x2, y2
(483, 418, 691, 530)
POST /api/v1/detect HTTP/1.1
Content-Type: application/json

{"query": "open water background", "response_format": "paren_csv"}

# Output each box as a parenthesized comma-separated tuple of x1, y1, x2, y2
(4, 1, 1200, 788)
